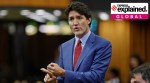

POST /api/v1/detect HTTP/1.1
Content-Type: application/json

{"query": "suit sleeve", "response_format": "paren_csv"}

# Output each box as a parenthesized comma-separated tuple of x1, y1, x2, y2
(57, 45, 64, 83)
(64, 41, 112, 83)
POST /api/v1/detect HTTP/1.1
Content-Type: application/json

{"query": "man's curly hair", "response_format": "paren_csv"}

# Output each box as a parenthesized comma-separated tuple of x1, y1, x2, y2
(130, 63, 150, 82)
(65, 1, 92, 26)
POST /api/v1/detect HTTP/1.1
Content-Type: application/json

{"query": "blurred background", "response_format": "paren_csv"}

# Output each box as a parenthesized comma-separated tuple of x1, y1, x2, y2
(0, 0, 150, 83)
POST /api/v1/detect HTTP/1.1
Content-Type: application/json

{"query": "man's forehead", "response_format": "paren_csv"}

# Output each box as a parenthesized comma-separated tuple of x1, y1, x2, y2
(69, 14, 83, 17)
(68, 14, 84, 18)
(69, 11, 80, 15)
(134, 73, 142, 77)
(68, 11, 82, 16)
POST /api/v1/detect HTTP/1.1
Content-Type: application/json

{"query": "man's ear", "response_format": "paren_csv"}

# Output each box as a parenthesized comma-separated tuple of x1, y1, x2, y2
(88, 18, 92, 25)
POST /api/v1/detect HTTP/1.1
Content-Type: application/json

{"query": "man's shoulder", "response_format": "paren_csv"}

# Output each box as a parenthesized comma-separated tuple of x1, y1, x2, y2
(61, 38, 74, 46)
(95, 35, 109, 42)
(91, 33, 110, 43)
(93, 33, 111, 46)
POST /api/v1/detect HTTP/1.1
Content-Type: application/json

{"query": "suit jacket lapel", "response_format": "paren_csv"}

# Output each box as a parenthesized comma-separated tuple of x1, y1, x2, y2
(67, 38, 75, 71)
(74, 33, 95, 71)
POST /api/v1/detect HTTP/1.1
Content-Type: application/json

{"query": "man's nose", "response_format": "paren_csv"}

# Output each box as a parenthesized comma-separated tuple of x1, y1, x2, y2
(73, 19, 79, 26)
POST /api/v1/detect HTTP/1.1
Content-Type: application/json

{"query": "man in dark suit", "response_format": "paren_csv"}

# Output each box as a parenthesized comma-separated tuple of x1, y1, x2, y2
(41, 1, 112, 83)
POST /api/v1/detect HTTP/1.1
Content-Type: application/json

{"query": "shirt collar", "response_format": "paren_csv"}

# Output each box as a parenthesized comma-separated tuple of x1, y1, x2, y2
(75, 30, 91, 46)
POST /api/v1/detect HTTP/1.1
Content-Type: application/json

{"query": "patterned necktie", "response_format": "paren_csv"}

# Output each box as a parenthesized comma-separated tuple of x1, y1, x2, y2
(73, 39, 82, 69)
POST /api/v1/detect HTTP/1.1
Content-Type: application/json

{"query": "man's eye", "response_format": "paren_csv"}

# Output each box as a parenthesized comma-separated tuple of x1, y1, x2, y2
(77, 16, 82, 19)
(69, 18, 73, 21)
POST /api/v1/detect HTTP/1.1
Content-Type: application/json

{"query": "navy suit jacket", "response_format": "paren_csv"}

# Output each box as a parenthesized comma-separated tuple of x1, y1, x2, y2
(57, 32, 112, 83)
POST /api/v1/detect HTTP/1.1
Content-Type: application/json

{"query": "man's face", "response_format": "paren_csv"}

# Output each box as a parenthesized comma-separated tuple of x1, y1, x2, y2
(131, 73, 146, 83)
(68, 10, 91, 38)
(130, 58, 139, 68)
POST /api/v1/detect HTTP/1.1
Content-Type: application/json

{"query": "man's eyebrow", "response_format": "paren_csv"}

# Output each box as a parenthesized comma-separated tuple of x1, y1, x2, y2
(131, 76, 135, 79)
(68, 16, 73, 18)
(68, 16, 73, 19)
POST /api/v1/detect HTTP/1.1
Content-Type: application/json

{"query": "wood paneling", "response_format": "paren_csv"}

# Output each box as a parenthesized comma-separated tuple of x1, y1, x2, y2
(99, 20, 150, 83)
(130, 21, 150, 62)
(99, 20, 130, 83)
(130, 21, 146, 60)
(0, 0, 70, 8)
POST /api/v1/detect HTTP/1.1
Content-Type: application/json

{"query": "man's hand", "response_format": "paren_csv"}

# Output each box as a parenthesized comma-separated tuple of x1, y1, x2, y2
(40, 68, 57, 83)
(47, 63, 65, 77)
(44, 74, 57, 83)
